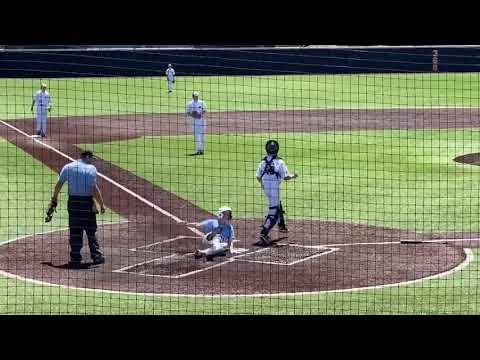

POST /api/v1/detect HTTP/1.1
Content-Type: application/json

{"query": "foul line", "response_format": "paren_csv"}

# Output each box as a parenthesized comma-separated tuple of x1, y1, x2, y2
(296, 237, 480, 248)
(0, 119, 203, 237)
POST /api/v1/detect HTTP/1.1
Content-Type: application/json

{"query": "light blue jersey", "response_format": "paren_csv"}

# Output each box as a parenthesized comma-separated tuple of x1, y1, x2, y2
(59, 159, 98, 196)
(201, 219, 235, 243)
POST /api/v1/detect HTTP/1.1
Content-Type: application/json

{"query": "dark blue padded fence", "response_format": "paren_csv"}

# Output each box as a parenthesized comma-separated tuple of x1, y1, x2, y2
(1, 47, 480, 77)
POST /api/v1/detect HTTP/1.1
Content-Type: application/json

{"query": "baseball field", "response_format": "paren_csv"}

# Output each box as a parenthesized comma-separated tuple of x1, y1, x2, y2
(1, 73, 480, 314)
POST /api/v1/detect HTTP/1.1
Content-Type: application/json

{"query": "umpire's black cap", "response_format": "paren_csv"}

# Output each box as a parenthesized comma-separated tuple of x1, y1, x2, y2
(80, 150, 96, 159)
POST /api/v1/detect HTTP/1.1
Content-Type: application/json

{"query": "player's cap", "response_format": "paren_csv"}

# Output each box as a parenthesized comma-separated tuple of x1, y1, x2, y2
(192, 91, 199, 97)
(41, 83, 47, 88)
(168, 63, 172, 67)
(80, 150, 96, 159)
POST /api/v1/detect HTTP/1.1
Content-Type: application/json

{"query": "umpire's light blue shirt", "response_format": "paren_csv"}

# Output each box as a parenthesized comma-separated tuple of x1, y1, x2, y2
(59, 159, 98, 196)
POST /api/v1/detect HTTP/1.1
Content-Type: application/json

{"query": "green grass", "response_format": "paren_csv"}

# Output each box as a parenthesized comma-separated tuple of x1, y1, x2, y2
(82, 128, 480, 233)
(2, 73, 480, 119)
(0, 138, 123, 243)
(0, 246, 479, 314)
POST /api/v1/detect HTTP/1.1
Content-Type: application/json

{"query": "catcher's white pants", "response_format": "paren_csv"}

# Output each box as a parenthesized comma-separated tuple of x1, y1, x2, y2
(263, 180, 281, 208)
(193, 118, 206, 152)
(199, 234, 229, 256)
(36, 110, 48, 135)
(167, 80, 175, 92)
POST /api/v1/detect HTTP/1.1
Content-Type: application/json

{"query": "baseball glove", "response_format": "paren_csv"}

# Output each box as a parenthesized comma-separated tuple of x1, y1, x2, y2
(45, 198, 57, 223)
(190, 111, 202, 119)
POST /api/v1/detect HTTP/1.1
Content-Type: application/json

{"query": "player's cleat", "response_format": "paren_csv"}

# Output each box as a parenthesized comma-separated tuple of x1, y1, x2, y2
(92, 254, 105, 265)
(196, 151, 204, 155)
(206, 255, 214, 262)
(194, 250, 204, 259)
(257, 235, 272, 247)
(278, 226, 289, 233)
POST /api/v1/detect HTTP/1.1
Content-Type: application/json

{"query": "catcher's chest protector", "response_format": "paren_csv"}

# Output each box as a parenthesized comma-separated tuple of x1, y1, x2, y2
(261, 156, 281, 178)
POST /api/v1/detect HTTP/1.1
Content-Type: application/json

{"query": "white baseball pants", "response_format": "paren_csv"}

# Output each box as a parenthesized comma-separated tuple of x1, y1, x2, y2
(199, 234, 229, 256)
(36, 110, 48, 135)
(193, 118, 206, 152)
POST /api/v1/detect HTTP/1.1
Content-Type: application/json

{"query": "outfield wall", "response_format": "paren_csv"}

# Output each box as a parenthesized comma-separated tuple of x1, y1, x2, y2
(1, 47, 480, 77)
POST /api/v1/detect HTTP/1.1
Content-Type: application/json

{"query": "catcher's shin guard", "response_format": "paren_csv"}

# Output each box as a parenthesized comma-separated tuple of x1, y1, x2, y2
(261, 206, 280, 236)
(277, 202, 286, 228)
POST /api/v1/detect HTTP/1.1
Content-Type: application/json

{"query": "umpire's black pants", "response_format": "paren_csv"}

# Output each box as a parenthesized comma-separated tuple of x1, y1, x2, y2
(67, 195, 102, 263)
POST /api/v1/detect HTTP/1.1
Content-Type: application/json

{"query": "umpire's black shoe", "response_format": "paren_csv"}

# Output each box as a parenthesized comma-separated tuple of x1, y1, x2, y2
(92, 254, 105, 265)
(206, 255, 214, 262)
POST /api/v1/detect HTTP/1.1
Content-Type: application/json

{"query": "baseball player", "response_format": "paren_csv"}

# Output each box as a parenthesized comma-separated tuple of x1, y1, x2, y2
(255, 140, 298, 246)
(165, 64, 176, 93)
(186, 91, 207, 155)
(182, 206, 235, 261)
(31, 83, 52, 138)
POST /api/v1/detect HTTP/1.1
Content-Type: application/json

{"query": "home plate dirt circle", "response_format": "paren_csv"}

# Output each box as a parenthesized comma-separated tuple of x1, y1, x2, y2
(1, 110, 480, 296)
(0, 218, 473, 296)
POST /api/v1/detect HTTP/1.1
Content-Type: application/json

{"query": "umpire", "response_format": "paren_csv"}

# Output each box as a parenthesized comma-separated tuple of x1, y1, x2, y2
(49, 150, 106, 268)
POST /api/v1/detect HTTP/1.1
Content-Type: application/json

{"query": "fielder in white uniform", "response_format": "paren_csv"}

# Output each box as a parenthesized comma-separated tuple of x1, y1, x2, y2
(186, 91, 207, 155)
(165, 64, 176, 93)
(31, 83, 52, 138)
(256, 140, 298, 246)
(182, 206, 235, 261)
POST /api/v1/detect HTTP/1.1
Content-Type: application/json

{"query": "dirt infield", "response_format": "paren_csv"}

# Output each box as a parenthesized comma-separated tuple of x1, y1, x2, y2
(1, 108, 480, 296)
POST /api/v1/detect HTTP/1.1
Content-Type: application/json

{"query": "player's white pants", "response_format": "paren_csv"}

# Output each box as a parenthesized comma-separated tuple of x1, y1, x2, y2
(193, 118, 206, 152)
(199, 234, 229, 256)
(36, 110, 48, 135)
(263, 181, 281, 208)
(167, 80, 175, 92)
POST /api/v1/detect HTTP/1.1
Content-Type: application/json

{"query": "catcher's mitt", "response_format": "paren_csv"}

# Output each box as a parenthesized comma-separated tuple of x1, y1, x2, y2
(190, 111, 202, 119)
(45, 198, 57, 223)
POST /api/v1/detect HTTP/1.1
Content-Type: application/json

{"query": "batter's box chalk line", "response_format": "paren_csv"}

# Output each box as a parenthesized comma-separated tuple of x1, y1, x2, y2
(130, 237, 247, 254)
(236, 244, 339, 266)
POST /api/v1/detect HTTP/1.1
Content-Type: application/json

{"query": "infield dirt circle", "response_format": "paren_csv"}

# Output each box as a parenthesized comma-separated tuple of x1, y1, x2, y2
(1, 109, 480, 296)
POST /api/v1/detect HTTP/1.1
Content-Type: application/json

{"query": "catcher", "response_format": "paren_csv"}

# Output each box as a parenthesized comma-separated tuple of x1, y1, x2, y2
(186, 91, 207, 155)
(47, 150, 106, 268)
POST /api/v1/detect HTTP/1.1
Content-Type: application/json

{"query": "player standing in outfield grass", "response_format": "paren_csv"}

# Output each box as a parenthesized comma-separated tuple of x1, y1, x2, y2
(47, 150, 106, 268)
(165, 64, 176, 93)
(186, 91, 207, 155)
(30, 83, 52, 138)
(255, 140, 298, 246)
(181, 207, 235, 261)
